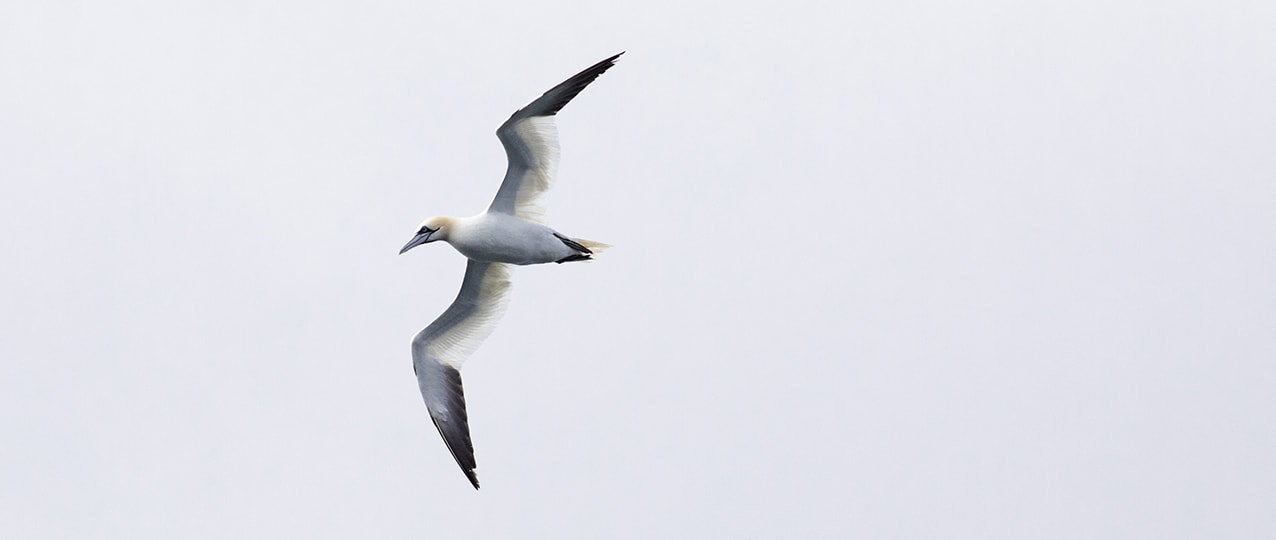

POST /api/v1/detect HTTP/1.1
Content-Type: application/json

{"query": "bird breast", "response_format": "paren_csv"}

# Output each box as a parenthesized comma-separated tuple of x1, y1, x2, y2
(448, 214, 569, 265)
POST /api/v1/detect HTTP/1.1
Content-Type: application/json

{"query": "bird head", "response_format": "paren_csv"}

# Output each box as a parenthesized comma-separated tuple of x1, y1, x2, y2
(399, 216, 452, 254)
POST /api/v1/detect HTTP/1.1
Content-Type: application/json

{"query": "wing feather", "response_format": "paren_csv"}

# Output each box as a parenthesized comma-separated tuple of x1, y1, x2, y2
(488, 53, 622, 223)
(412, 260, 512, 489)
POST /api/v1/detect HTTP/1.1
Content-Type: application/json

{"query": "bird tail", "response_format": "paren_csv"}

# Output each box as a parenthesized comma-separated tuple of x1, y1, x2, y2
(575, 238, 611, 255)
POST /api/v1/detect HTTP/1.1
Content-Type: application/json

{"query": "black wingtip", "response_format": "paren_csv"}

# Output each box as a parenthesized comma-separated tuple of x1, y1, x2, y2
(542, 52, 623, 116)
(514, 52, 624, 119)
(457, 455, 480, 490)
(430, 366, 482, 490)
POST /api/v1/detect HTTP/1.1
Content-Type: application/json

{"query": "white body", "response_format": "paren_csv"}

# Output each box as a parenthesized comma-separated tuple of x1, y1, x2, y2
(445, 213, 580, 265)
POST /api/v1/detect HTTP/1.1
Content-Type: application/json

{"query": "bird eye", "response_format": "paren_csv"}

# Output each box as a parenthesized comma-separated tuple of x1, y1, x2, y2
(418, 226, 434, 235)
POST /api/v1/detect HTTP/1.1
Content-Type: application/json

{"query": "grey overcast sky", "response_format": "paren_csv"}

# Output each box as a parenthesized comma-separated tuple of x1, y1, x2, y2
(2, 1, 1274, 538)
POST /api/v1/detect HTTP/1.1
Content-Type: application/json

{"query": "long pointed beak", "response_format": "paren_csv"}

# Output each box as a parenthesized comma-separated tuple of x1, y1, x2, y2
(399, 232, 432, 254)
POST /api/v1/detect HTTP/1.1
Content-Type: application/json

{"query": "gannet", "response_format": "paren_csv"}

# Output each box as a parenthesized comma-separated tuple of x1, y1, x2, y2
(398, 53, 621, 489)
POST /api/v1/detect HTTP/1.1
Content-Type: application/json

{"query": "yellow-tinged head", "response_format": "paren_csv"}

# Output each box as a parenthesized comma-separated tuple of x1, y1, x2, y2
(399, 216, 455, 254)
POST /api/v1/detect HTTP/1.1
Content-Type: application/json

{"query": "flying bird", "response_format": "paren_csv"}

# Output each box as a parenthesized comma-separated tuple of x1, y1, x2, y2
(399, 53, 622, 489)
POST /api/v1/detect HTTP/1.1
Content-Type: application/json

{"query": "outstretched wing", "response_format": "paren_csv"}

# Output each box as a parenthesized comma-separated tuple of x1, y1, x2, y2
(488, 52, 622, 224)
(412, 260, 512, 489)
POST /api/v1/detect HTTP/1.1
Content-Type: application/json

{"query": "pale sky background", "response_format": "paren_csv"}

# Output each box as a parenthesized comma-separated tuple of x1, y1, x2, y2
(2, 1, 1274, 538)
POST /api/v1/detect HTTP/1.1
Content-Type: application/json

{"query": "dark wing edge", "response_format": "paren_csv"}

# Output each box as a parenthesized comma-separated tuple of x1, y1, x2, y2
(502, 52, 624, 124)
(428, 365, 480, 489)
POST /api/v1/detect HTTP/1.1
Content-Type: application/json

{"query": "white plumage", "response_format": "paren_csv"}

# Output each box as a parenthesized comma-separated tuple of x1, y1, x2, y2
(399, 53, 622, 489)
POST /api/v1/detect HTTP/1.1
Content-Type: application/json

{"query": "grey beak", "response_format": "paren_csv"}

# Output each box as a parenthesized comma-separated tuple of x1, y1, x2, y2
(399, 232, 432, 254)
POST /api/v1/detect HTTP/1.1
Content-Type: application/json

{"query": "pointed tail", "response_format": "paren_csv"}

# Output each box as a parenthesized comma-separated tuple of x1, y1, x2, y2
(574, 238, 611, 255)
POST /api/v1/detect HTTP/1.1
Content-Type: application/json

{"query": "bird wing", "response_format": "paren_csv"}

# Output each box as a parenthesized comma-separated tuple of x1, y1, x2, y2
(488, 53, 622, 224)
(412, 260, 513, 489)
